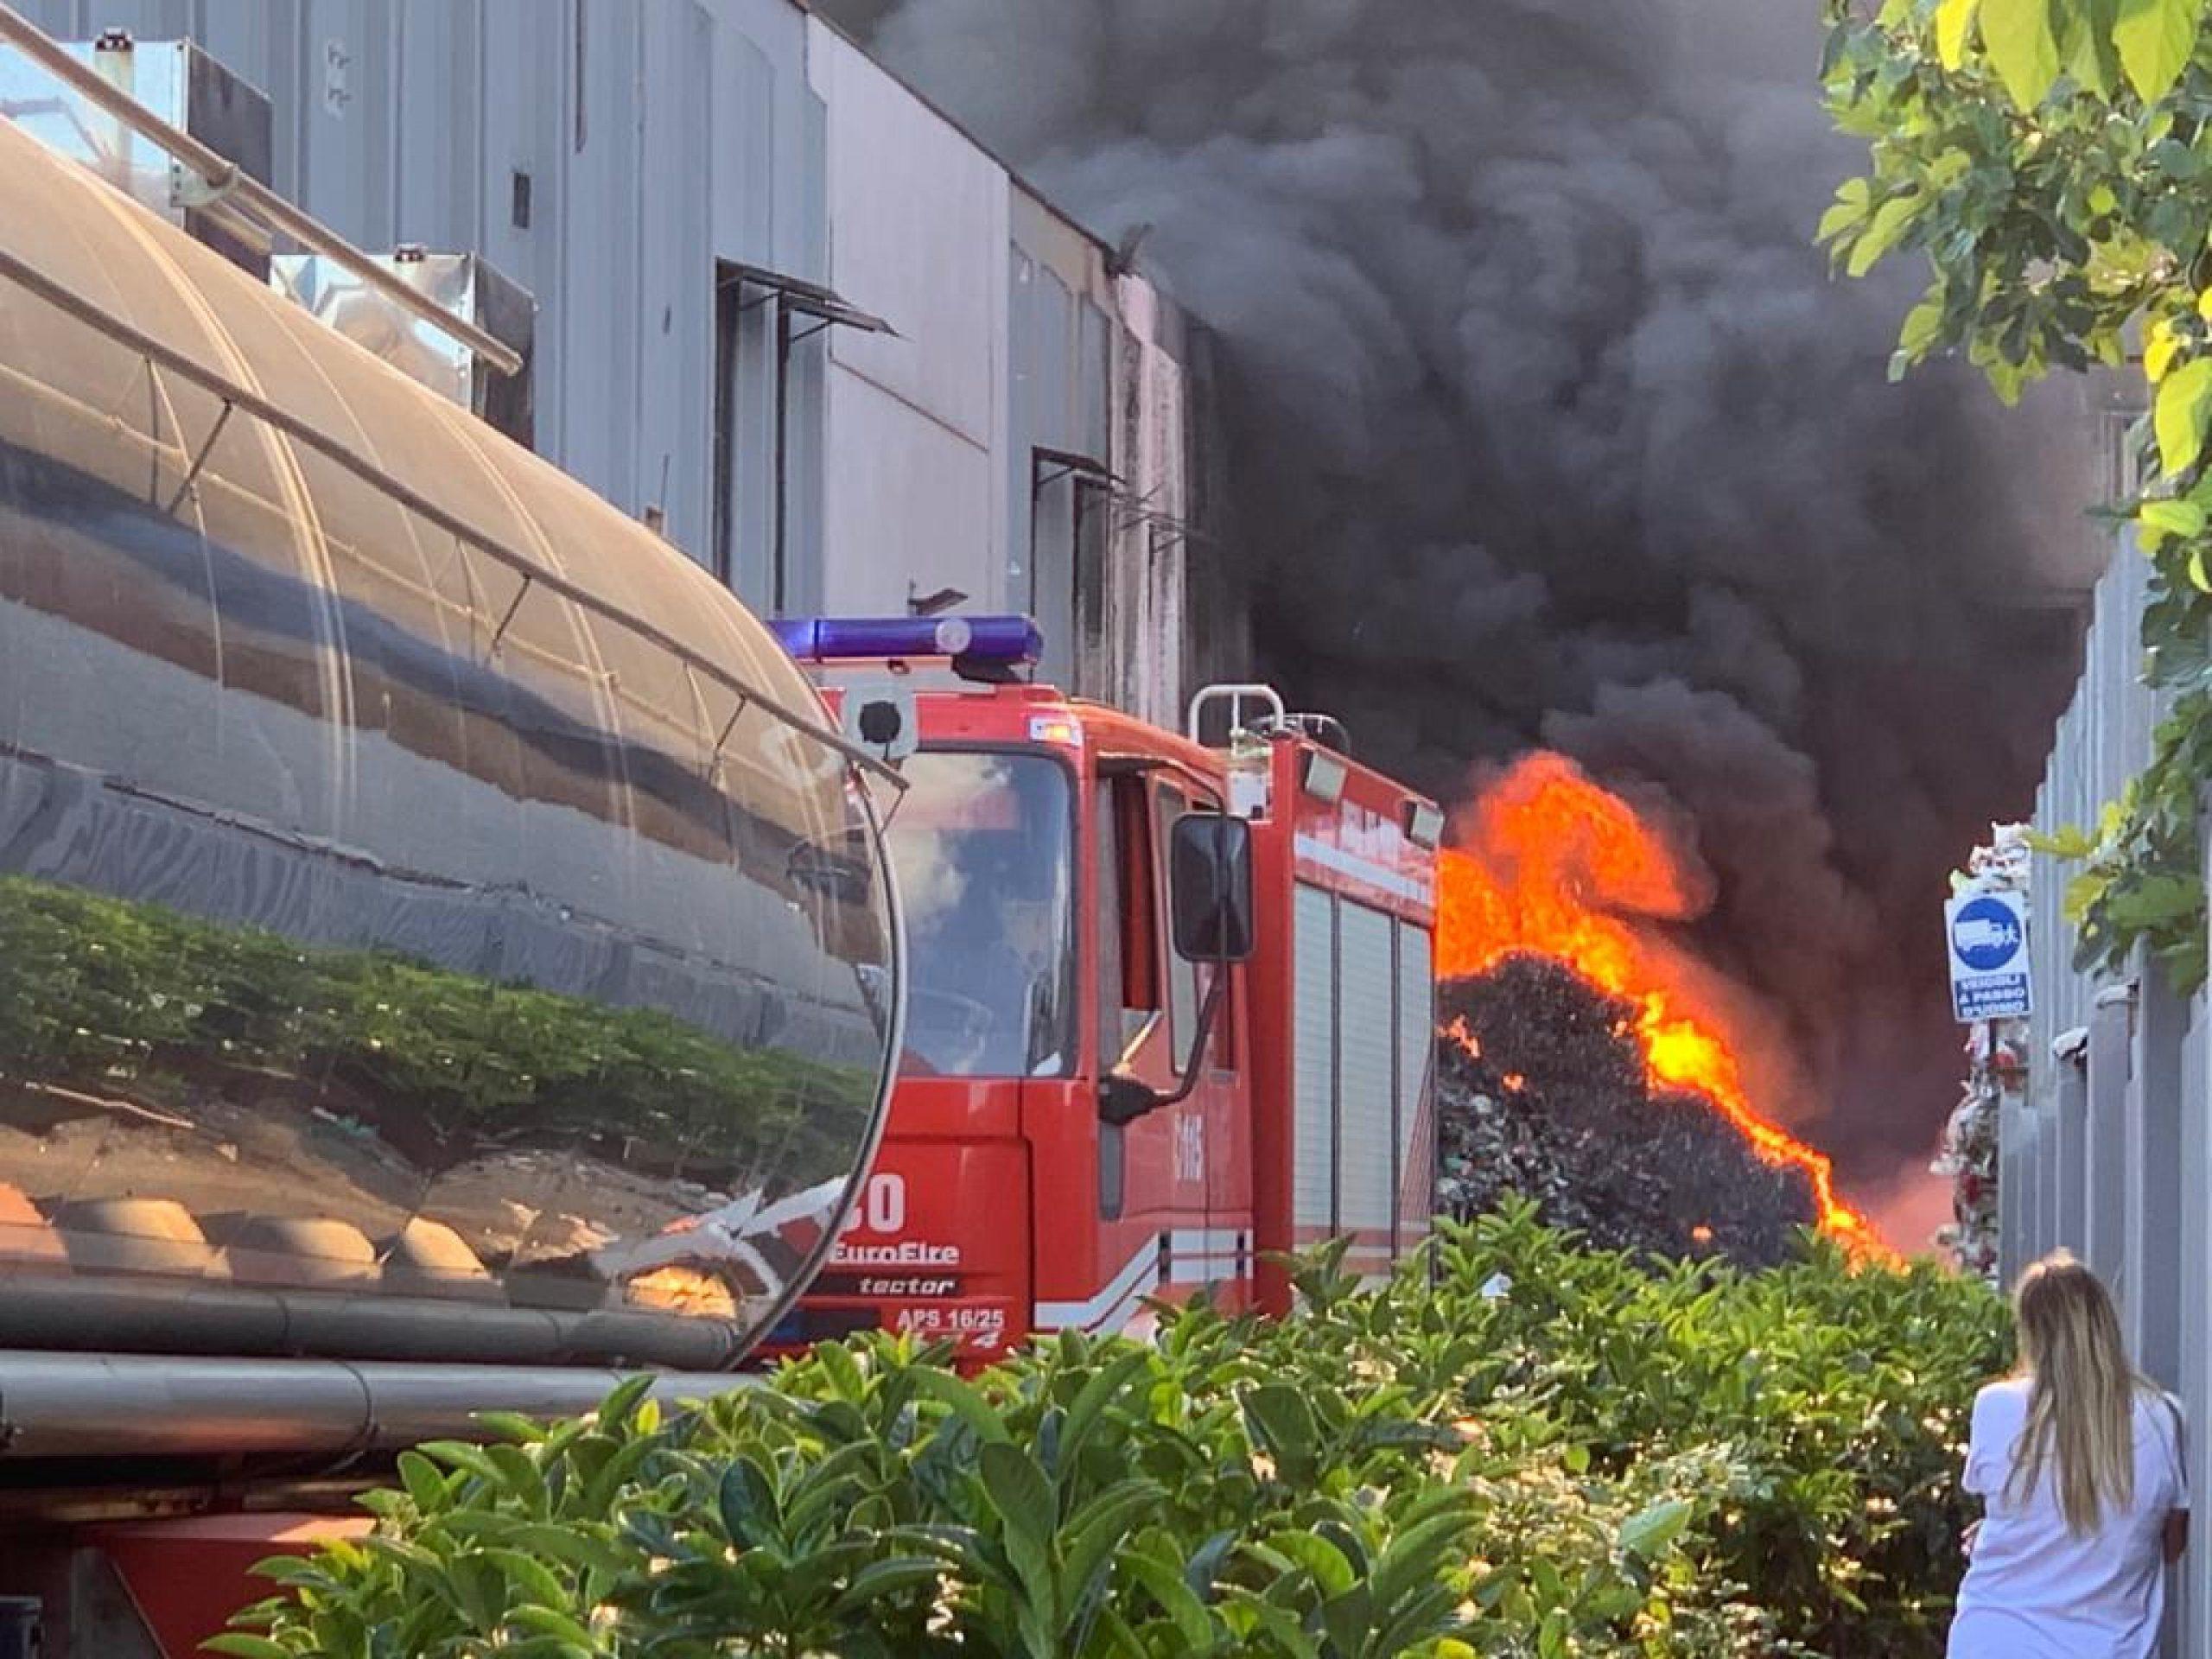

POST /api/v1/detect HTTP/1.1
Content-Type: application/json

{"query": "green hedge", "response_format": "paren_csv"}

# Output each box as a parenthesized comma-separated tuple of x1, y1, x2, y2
(0, 874, 872, 1179)
(220, 1206, 2007, 1657)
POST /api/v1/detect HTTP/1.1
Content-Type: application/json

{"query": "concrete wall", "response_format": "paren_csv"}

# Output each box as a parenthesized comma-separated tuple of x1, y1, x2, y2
(7, 0, 1234, 720)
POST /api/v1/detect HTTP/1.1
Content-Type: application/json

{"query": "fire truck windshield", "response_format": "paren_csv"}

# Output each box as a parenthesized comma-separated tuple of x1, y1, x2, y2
(887, 751, 1076, 1077)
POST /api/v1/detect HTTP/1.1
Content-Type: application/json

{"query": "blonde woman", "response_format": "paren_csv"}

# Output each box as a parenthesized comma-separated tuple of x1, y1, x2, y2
(1949, 1251, 2188, 1658)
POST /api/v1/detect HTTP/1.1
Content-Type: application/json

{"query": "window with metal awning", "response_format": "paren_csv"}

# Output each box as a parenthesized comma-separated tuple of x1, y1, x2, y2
(711, 261, 897, 611)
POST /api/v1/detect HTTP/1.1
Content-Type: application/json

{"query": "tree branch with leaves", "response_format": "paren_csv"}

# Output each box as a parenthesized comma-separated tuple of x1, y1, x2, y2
(1823, 0, 2212, 993)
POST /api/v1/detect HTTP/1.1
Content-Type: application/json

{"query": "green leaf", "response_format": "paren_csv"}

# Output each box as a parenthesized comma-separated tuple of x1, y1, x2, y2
(504, 1524, 631, 1580)
(1242, 1384, 1322, 1485)
(1123, 1540, 1218, 1651)
(830, 1556, 950, 1618)
(1937, 0, 1981, 67)
(1981, 0, 2063, 104)
(909, 1364, 1014, 1445)
(2102, 870, 2203, 929)
(2147, 324, 2184, 383)
(484, 1443, 548, 1514)
(474, 1410, 549, 1445)
(1847, 193, 1926, 277)
(2139, 499, 2207, 543)
(979, 1440, 1058, 1554)
(1370, 1508, 1478, 1615)
(2030, 823, 2100, 858)
(718, 1456, 781, 1549)
(1619, 1498, 1695, 1560)
(202, 1638, 293, 1659)
(1319, 1583, 1375, 1658)
(2115, 0, 2203, 99)
(481, 1549, 570, 1613)
(1060, 1479, 1165, 1624)
(1267, 1529, 1359, 1599)
(505, 1605, 595, 1645)
(416, 1440, 504, 1487)
(980, 1440, 1061, 1634)
(2061, 0, 2125, 91)
(1058, 1349, 1154, 1471)
(397, 1449, 453, 1515)
(1898, 294, 1947, 360)
(2155, 356, 2212, 476)
(1818, 177, 1873, 244)
(595, 1372, 657, 1430)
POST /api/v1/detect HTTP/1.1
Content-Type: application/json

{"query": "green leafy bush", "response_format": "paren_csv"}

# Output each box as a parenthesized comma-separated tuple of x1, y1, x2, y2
(221, 1207, 2006, 1657)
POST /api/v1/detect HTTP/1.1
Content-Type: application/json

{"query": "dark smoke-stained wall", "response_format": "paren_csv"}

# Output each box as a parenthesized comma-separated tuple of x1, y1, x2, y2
(821, 0, 2106, 1187)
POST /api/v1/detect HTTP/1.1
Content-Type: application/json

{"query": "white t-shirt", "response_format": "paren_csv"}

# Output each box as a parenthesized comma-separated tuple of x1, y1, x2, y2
(1948, 1377, 2188, 1659)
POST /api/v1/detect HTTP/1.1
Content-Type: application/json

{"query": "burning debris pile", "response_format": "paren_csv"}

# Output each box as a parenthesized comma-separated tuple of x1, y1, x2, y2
(1437, 957, 1820, 1267)
(1435, 753, 1880, 1256)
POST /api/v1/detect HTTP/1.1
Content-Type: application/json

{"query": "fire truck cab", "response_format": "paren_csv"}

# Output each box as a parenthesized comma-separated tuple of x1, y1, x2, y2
(768, 617, 1442, 1363)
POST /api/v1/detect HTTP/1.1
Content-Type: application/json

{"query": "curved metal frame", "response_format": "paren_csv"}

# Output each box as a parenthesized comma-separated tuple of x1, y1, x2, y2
(0, 241, 905, 798)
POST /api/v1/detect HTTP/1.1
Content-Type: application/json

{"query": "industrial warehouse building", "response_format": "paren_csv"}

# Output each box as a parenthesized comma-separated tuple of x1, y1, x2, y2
(2013, 385, 2212, 1647)
(3, 0, 1243, 726)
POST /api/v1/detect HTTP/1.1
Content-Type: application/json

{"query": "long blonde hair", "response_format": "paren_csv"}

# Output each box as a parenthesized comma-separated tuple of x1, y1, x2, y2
(2006, 1251, 2146, 1535)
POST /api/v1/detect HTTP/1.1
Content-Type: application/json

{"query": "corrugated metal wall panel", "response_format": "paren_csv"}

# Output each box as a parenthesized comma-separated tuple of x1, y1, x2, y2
(1293, 884, 1336, 1242)
(814, 27, 1001, 448)
(810, 20, 1007, 617)
(634, 0, 714, 552)
(392, 0, 479, 250)
(299, 0, 402, 250)
(556, 0, 640, 517)
(1023, 264, 1079, 684)
(1395, 921, 1434, 1250)
(1337, 902, 1395, 1242)
(2022, 421, 2212, 1649)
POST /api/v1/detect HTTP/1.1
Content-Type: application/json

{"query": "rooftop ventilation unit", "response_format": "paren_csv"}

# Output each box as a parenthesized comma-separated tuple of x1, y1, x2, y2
(274, 248, 537, 449)
(0, 27, 272, 276)
(0, 5, 524, 421)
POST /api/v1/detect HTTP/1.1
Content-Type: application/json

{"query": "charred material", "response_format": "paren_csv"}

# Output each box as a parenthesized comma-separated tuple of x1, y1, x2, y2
(1438, 957, 1817, 1268)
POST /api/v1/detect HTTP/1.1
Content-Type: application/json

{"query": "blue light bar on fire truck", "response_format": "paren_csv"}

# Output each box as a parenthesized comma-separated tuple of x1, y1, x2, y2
(771, 613, 1042, 666)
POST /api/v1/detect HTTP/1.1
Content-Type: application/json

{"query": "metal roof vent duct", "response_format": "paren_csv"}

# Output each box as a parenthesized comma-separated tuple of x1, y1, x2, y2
(0, 29, 272, 276)
(273, 248, 537, 449)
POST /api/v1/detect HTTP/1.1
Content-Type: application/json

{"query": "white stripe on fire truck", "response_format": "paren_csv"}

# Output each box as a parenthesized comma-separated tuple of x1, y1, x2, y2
(1167, 1228, 1247, 1264)
(1036, 1244, 1158, 1332)
(1035, 1230, 1250, 1332)
(1292, 835, 1435, 904)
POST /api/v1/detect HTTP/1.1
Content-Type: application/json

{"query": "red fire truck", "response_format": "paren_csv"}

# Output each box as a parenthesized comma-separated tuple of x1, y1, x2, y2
(765, 617, 1443, 1363)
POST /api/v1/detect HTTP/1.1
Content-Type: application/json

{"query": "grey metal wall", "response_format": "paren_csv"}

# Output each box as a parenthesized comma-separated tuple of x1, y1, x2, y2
(2027, 510, 2206, 1650)
(10, 0, 1232, 720)
(15, 0, 824, 569)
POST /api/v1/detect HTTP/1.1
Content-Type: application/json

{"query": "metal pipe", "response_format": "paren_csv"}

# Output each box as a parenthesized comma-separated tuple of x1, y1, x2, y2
(0, 1276, 745, 1371)
(0, 3, 524, 378)
(0, 1351, 758, 1460)
(0, 239, 906, 792)
(1185, 683, 1286, 745)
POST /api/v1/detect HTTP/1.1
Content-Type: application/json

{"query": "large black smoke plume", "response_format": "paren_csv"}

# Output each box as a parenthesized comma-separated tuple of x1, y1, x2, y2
(822, 0, 2103, 1195)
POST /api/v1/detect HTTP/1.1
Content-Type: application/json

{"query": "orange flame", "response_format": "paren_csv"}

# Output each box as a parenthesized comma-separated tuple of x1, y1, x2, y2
(1438, 753, 1880, 1252)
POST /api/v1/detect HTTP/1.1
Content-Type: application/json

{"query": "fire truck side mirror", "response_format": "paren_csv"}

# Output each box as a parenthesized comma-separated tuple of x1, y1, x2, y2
(1168, 812, 1254, 964)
